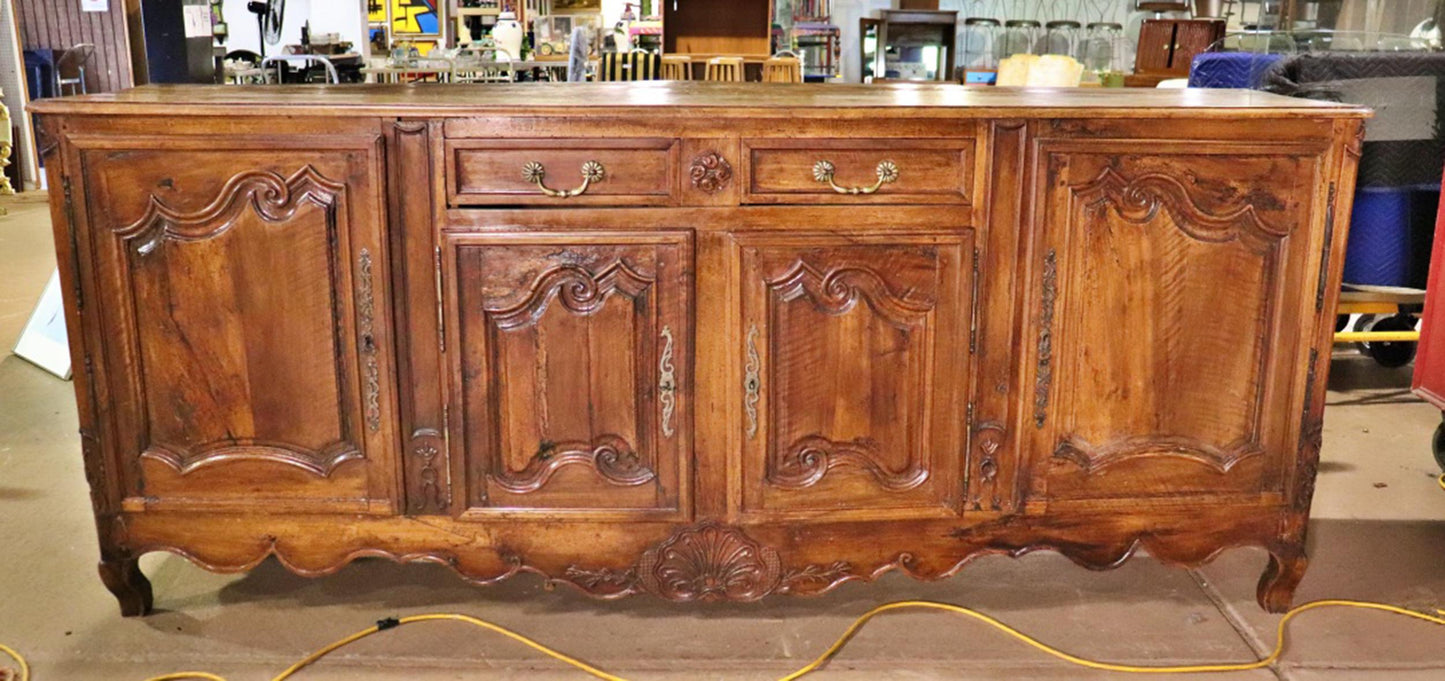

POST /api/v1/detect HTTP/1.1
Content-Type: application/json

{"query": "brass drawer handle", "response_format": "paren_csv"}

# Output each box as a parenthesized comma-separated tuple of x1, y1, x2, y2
(659, 326, 677, 438)
(812, 160, 899, 195)
(521, 160, 606, 198)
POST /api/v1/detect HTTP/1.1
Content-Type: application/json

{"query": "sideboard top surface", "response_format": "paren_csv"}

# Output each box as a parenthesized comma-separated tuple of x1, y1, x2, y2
(31, 82, 1370, 119)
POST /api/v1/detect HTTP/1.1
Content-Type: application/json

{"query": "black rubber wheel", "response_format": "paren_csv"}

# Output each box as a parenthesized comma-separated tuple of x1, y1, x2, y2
(1433, 420, 1445, 472)
(1335, 314, 1350, 332)
(1362, 314, 1418, 369)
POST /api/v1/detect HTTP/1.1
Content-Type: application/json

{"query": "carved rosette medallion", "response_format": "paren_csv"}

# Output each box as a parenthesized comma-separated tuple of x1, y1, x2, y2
(637, 523, 782, 601)
(688, 151, 733, 194)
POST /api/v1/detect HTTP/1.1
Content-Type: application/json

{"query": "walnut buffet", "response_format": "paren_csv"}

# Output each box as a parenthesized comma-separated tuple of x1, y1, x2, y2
(31, 83, 1367, 616)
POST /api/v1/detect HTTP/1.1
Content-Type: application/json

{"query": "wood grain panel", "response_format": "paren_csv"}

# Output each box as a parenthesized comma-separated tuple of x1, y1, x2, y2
(743, 138, 974, 205)
(449, 231, 692, 520)
(73, 139, 396, 513)
(448, 138, 679, 207)
(733, 232, 971, 520)
(1033, 147, 1321, 500)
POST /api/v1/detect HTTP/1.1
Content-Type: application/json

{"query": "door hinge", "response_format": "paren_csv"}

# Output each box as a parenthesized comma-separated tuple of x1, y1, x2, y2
(969, 247, 981, 354)
(62, 175, 83, 311)
(1314, 182, 1338, 313)
(434, 245, 446, 353)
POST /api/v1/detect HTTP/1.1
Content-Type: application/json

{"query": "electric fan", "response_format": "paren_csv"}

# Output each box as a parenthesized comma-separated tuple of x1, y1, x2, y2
(247, 0, 286, 56)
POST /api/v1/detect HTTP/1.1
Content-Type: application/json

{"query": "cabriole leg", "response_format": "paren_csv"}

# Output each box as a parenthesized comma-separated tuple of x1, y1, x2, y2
(98, 555, 153, 617)
(1256, 549, 1307, 614)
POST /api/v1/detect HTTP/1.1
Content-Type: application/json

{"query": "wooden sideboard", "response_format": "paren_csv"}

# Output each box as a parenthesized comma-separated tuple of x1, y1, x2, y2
(31, 83, 1367, 616)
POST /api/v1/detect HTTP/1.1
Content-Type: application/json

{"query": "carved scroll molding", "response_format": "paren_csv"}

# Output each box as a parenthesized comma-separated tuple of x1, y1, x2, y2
(771, 435, 929, 492)
(140, 439, 362, 477)
(688, 151, 733, 193)
(486, 260, 654, 330)
(1053, 434, 1263, 474)
(489, 434, 656, 494)
(118, 165, 345, 255)
(769, 261, 934, 324)
(1033, 248, 1057, 428)
(1294, 348, 1324, 514)
(1314, 183, 1338, 312)
(559, 523, 856, 602)
(1071, 167, 1289, 242)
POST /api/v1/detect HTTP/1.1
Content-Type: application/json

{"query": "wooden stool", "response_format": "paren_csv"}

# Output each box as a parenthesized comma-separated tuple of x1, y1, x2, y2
(705, 57, 744, 82)
(762, 56, 802, 83)
(661, 55, 692, 81)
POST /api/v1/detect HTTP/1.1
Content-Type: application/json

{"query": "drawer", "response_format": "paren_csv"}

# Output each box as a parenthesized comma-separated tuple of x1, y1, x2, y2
(447, 138, 680, 207)
(742, 138, 974, 205)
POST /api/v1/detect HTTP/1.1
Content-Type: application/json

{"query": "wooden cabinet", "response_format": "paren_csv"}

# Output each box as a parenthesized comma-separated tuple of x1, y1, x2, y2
(732, 233, 971, 519)
(66, 134, 398, 514)
(447, 232, 692, 519)
(33, 85, 1365, 617)
(1135, 19, 1226, 77)
(1031, 144, 1322, 501)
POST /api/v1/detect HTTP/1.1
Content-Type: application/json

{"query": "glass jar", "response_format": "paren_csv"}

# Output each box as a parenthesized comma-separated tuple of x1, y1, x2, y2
(1001, 19, 1041, 59)
(962, 17, 1002, 84)
(1044, 19, 1082, 60)
(1083, 22, 1125, 73)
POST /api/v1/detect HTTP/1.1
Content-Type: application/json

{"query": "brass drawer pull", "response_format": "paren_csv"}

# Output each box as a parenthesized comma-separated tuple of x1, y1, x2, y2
(521, 160, 606, 198)
(812, 160, 899, 195)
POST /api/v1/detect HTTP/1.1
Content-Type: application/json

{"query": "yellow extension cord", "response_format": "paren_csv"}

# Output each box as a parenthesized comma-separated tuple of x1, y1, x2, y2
(0, 477, 1440, 681)
(1, 596, 1444, 681)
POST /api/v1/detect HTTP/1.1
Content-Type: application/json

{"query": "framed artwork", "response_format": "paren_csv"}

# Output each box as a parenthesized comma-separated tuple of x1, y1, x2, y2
(552, 0, 602, 13)
(392, 0, 441, 36)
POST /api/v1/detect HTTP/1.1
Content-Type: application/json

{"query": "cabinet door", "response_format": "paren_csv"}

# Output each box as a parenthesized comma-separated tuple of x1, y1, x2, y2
(1135, 20, 1176, 74)
(1031, 145, 1325, 499)
(73, 137, 397, 513)
(449, 232, 691, 520)
(732, 233, 971, 519)
(1172, 20, 1225, 73)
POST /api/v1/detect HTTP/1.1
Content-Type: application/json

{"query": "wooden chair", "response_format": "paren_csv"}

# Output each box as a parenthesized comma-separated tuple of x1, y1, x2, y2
(661, 54, 692, 80)
(598, 52, 662, 81)
(762, 55, 803, 83)
(704, 56, 744, 82)
(55, 43, 95, 96)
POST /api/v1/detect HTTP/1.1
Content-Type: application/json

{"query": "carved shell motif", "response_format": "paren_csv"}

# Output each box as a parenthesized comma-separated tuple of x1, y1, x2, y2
(637, 522, 782, 601)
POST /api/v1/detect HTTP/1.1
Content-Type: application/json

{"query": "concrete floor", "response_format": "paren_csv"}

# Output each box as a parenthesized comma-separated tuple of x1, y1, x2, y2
(1, 192, 1443, 680)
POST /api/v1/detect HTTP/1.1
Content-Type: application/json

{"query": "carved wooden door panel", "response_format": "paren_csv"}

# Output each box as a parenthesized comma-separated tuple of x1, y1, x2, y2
(73, 137, 398, 513)
(448, 232, 691, 520)
(731, 233, 971, 519)
(1030, 144, 1327, 500)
